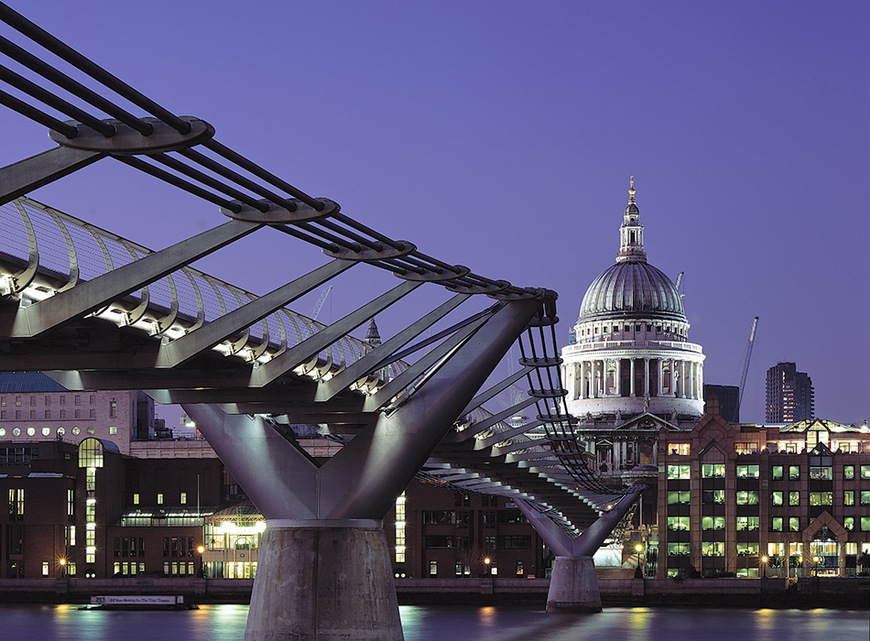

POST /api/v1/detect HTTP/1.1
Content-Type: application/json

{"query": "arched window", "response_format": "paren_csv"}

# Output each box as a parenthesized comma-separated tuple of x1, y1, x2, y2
(78, 437, 105, 468)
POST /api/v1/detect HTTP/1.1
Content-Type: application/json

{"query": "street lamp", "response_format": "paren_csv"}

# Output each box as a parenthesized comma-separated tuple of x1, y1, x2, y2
(59, 558, 67, 578)
(197, 545, 205, 578)
(812, 555, 820, 577)
(483, 557, 491, 576)
(634, 543, 644, 578)
(760, 555, 768, 578)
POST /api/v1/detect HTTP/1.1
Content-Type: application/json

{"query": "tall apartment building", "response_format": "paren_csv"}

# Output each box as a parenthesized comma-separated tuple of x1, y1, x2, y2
(766, 362, 815, 423)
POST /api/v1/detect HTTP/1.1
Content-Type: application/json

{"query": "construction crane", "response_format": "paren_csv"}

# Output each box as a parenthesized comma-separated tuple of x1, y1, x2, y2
(311, 285, 333, 320)
(737, 316, 760, 416)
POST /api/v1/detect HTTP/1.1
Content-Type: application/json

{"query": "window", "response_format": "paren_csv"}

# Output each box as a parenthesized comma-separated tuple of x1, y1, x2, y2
(109, 400, 117, 418)
(844, 491, 854, 506)
(42, 561, 50, 577)
(809, 466, 832, 480)
(157, 493, 164, 505)
(668, 443, 690, 455)
(771, 517, 783, 532)
(861, 466, 870, 480)
(180, 492, 187, 505)
(109, 426, 117, 435)
(8, 489, 24, 520)
(667, 491, 690, 505)
(737, 543, 759, 556)
(667, 542, 689, 556)
(44, 411, 51, 419)
(26, 427, 35, 436)
(702, 490, 725, 504)
(737, 465, 760, 479)
(772, 465, 784, 480)
(428, 560, 438, 577)
(67, 489, 74, 518)
(843, 465, 855, 480)
(737, 516, 759, 531)
(809, 492, 832, 506)
(133, 493, 140, 505)
(788, 517, 800, 532)
(667, 465, 690, 479)
(788, 466, 800, 480)
(667, 516, 689, 531)
(735, 442, 758, 455)
(788, 492, 800, 506)
(702, 464, 725, 478)
(702, 542, 725, 557)
(771, 492, 783, 506)
(702, 516, 725, 530)
(737, 491, 759, 506)
(862, 517, 870, 532)
(860, 491, 870, 506)
(844, 517, 854, 531)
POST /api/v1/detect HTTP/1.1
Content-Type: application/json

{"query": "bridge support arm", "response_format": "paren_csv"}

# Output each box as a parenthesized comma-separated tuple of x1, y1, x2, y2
(516, 488, 643, 612)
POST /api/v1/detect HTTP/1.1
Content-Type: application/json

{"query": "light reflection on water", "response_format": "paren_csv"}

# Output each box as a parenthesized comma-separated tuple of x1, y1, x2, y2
(0, 603, 866, 641)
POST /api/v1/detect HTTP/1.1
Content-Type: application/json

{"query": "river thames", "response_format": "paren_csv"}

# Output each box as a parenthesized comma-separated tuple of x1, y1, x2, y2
(0, 604, 867, 641)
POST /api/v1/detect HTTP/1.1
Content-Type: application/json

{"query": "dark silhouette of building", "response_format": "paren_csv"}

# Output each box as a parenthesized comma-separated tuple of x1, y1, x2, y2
(766, 362, 814, 423)
(704, 385, 740, 423)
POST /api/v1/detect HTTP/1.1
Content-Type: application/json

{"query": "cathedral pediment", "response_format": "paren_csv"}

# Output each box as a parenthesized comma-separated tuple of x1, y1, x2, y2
(618, 412, 681, 432)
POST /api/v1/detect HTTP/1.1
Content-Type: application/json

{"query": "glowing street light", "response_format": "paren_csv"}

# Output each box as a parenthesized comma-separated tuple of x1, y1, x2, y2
(760, 555, 768, 578)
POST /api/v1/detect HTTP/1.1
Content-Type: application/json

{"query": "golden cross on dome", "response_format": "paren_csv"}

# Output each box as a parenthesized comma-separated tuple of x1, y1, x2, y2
(628, 176, 636, 204)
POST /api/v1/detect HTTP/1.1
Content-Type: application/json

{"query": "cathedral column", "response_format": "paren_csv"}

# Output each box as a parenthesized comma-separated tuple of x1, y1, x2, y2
(643, 357, 650, 398)
(580, 361, 588, 399)
(629, 359, 636, 397)
(657, 358, 664, 396)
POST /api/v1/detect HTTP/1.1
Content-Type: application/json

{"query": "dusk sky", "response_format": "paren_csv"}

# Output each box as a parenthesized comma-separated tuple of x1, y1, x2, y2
(1, 1, 867, 425)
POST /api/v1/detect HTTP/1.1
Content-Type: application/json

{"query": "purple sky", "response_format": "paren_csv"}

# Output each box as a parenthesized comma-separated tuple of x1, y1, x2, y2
(2, 1, 868, 425)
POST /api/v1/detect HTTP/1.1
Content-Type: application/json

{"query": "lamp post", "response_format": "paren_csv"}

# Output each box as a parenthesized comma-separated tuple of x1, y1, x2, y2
(634, 543, 644, 578)
(483, 557, 491, 576)
(812, 555, 820, 577)
(197, 545, 205, 578)
(59, 558, 66, 578)
(760, 555, 768, 579)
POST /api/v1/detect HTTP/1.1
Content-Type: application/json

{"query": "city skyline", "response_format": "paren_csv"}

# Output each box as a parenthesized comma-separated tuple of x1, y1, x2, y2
(0, 1, 867, 424)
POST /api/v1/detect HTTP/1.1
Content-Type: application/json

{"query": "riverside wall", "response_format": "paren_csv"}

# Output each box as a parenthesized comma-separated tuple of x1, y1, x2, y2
(0, 577, 867, 609)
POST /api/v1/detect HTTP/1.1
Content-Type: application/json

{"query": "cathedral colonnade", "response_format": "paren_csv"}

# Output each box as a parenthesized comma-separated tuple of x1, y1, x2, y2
(568, 356, 703, 402)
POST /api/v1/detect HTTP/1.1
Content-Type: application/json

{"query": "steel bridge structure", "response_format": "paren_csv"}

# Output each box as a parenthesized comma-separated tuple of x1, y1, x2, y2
(0, 4, 641, 639)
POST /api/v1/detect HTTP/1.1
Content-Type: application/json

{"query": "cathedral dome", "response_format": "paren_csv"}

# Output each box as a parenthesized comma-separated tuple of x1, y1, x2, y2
(579, 261, 685, 323)
(577, 178, 685, 325)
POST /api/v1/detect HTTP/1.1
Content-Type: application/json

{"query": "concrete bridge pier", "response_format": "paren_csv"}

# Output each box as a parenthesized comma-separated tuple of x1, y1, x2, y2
(184, 297, 541, 641)
(516, 488, 643, 613)
(247, 521, 402, 641)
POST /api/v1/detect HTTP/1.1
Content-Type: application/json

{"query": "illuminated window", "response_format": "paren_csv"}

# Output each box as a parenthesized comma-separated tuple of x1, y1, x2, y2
(667, 465, 690, 479)
(42, 562, 50, 577)
(78, 438, 104, 468)
(702, 490, 725, 504)
(771, 492, 783, 506)
(668, 516, 690, 531)
(861, 466, 870, 480)
(180, 492, 187, 504)
(668, 443, 691, 455)
(788, 492, 800, 506)
(667, 542, 689, 556)
(771, 517, 783, 531)
(737, 543, 759, 556)
(844, 466, 855, 480)
(788, 466, 800, 480)
(157, 493, 164, 505)
(843, 491, 854, 506)
(771, 466, 784, 480)
(667, 491, 690, 505)
(861, 491, 870, 506)
(808, 492, 832, 506)
(788, 517, 800, 532)
(701, 516, 725, 530)
(736, 465, 759, 479)
(737, 516, 759, 531)
(737, 491, 759, 506)
(8, 489, 24, 520)
(701, 464, 725, 478)
(702, 542, 725, 557)
(735, 442, 758, 455)
(133, 493, 140, 505)
(428, 560, 438, 577)
(862, 517, 870, 532)
(844, 517, 854, 531)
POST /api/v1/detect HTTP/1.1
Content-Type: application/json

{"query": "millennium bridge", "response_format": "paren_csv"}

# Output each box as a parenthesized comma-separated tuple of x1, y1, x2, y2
(0, 4, 641, 639)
